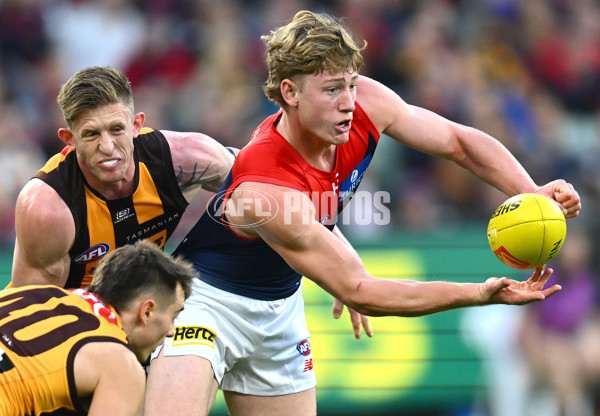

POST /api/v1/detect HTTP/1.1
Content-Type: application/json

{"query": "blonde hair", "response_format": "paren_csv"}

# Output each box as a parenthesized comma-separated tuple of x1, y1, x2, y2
(57, 66, 134, 128)
(261, 10, 366, 108)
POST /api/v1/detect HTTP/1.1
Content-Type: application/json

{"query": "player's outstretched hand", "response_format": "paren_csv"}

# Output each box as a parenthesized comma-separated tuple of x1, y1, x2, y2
(535, 179, 581, 219)
(332, 298, 374, 339)
(480, 266, 561, 305)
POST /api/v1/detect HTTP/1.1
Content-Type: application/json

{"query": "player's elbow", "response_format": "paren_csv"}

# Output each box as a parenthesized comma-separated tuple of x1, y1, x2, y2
(442, 124, 476, 164)
(339, 278, 383, 316)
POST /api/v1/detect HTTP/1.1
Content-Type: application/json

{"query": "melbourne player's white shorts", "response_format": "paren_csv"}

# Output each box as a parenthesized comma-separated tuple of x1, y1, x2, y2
(152, 278, 316, 396)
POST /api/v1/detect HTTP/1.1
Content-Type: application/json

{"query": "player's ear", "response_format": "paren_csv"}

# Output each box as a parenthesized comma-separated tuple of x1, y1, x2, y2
(57, 128, 74, 147)
(139, 298, 156, 325)
(132, 112, 145, 138)
(281, 79, 299, 107)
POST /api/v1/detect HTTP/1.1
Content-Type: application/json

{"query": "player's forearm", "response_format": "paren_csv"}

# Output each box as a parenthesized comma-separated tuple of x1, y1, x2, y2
(348, 278, 484, 317)
(331, 226, 364, 267)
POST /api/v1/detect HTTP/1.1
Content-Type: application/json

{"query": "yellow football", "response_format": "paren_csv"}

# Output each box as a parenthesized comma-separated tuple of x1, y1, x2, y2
(487, 193, 566, 270)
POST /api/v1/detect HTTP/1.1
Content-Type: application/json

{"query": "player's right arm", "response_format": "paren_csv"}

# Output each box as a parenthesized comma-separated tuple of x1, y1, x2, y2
(228, 182, 561, 317)
(11, 179, 74, 287)
(75, 342, 145, 416)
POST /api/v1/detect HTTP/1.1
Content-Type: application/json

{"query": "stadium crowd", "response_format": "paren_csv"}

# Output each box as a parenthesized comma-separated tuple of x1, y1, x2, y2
(1, 0, 599, 415)
(1, 0, 600, 241)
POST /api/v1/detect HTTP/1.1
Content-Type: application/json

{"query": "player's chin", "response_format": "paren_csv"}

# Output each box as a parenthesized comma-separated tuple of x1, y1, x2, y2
(330, 132, 350, 145)
(95, 169, 125, 184)
(155, 336, 169, 350)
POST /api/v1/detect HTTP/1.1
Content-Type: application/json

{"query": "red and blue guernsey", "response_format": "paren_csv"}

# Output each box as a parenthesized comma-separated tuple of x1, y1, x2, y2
(173, 102, 380, 300)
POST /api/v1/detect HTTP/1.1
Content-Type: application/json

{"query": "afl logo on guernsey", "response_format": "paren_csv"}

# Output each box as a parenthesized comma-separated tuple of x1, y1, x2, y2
(296, 339, 311, 356)
(73, 243, 110, 264)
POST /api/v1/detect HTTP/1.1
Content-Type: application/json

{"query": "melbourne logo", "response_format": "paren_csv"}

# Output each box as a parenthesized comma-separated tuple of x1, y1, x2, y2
(296, 339, 311, 356)
(172, 326, 217, 349)
(73, 243, 110, 264)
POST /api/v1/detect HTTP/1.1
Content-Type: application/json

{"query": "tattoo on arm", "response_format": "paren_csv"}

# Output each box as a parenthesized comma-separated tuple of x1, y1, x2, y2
(175, 162, 212, 191)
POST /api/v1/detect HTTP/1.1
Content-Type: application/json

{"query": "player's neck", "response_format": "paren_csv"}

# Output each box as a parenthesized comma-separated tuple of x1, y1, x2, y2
(98, 181, 135, 200)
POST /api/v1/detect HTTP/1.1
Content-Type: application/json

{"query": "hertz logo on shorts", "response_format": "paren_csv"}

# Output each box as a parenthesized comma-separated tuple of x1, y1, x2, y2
(172, 326, 217, 348)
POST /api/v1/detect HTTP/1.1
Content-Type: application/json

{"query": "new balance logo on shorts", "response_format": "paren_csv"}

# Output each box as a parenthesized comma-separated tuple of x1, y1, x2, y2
(172, 326, 217, 348)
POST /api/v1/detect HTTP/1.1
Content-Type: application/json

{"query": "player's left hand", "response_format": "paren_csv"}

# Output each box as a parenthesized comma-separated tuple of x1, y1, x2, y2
(481, 266, 562, 305)
(535, 179, 581, 219)
(332, 298, 374, 339)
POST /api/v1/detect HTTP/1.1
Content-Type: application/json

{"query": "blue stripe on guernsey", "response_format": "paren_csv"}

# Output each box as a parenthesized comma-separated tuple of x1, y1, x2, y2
(173, 171, 302, 301)
(338, 153, 372, 206)
(335, 131, 377, 216)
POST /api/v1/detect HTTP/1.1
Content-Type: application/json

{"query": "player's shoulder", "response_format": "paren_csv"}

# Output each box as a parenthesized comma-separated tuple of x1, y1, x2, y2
(18, 179, 68, 214)
(356, 75, 405, 133)
(78, 340, 137, 360)
(234, 138, 293, 177)
(138, 126, 160, 137)
(237, 117, 286, 163)
(134, 127, 167, 146)
(96, 342, 143, 380)
(131, 127, 174, 165)
(73, 341, 143, 398)
(16, 179, 73, 234)
(356, 76, 398, 108)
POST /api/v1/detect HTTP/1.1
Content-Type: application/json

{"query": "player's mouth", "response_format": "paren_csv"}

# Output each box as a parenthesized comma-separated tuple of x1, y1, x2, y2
(99, 158, 119, 167)
(335, 119, 352, 133)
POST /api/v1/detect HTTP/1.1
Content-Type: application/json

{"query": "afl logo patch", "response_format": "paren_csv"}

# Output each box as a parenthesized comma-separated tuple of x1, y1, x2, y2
(73, 243, 110, 264)
(296, 339, 311, 356)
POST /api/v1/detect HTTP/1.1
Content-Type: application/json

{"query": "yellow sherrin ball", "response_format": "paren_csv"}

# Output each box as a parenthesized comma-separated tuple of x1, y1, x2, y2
(487, 193, 566, 270)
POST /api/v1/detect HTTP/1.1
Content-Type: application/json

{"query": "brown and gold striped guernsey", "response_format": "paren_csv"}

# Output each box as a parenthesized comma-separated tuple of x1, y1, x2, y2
(0, 285, 128, 415)
(34, 128, 188, 288)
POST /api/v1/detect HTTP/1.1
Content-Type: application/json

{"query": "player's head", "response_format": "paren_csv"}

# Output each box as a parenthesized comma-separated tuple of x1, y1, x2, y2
(261, 10, 366, 108)
(57, 66, 134, 129)
(55, 66, 145, 194)
(87, 240, 195, 361)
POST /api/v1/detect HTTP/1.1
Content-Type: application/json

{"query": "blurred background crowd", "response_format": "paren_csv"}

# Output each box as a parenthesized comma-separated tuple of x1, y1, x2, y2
(1, 0, 600, 415)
